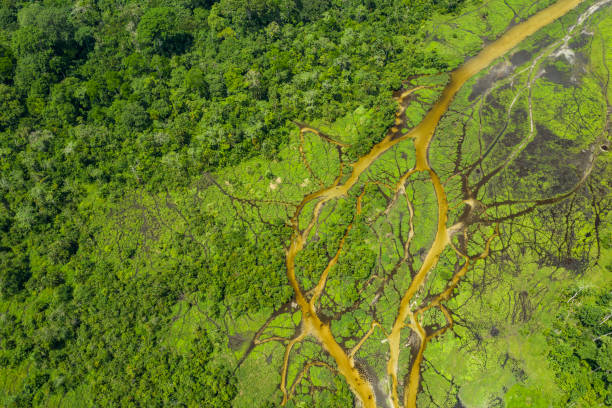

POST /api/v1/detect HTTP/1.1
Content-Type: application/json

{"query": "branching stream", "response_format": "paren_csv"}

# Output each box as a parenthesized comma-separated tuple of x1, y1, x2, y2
(244, 0, 608, 406)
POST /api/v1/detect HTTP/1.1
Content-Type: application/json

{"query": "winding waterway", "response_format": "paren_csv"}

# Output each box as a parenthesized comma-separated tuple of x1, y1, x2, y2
(282, 0, 591, 406)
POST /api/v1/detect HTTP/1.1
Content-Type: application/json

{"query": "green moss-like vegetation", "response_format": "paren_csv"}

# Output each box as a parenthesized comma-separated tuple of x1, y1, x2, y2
(1, 0, 610, 407)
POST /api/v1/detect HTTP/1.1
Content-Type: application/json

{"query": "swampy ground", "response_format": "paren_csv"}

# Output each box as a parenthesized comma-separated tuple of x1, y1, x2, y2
(0, 0, 610, 407)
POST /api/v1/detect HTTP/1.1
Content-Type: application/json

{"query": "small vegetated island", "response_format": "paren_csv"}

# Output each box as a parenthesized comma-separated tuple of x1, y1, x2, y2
(0, 0, 610, 407)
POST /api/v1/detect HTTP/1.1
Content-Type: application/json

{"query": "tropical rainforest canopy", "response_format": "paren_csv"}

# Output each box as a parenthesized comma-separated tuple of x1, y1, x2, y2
(0, 0, 610, 407)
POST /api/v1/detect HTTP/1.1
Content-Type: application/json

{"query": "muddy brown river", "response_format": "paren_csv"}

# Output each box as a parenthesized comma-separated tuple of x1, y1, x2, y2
(282, 0, 589, 406)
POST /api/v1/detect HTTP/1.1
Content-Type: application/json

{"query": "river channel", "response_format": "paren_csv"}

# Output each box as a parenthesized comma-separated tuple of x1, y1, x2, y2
(282, 0, 591, 406)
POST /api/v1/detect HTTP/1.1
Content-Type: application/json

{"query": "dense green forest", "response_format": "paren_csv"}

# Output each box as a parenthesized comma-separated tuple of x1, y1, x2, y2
(0, 1, 459, 405)
(0, 0, 610, 407)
